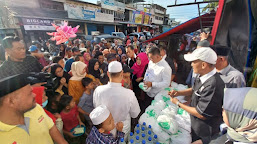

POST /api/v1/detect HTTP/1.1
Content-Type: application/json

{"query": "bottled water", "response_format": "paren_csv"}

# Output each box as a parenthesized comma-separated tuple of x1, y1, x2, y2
(135, 135, 140, 144)
(147, 130, 152, 137)
(120, 138, 126, 144)
(148, 125, 152, 131)
(148, 136, 153, 144)
(153, 134, 158, 143)
(134, 124, 141, 132)
(142, 140, 146, 144)
(141, 127, 146, 135)
(135, 129, 140, 136)
(128, 132, 134, 142)
(142, 122, 146, 129)
(129, 139, 134, 144)
(141, 133, 146, 139)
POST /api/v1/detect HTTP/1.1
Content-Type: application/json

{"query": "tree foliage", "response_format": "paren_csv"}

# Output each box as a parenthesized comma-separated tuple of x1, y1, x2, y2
(202, 0, 219, 12)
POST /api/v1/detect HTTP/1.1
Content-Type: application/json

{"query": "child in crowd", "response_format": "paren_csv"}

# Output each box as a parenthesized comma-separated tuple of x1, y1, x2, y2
(33, 87, 63, 134)
(121, 54, 127, 65)
(59, 95, 86, 144)
(48, 92, 62, 114)
(86, 105, 124, 144)
(78, 77, 95, 130)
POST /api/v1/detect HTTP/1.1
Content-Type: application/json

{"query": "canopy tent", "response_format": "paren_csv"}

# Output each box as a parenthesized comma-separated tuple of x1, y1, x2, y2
(144, 10, 216, 43)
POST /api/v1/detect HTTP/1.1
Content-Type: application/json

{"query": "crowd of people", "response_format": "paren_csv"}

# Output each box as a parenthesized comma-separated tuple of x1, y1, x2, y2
(0, 31, 256, 144)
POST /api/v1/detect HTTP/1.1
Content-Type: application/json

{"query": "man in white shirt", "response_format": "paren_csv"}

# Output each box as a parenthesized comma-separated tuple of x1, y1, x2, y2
(144, 46, 172, 107)
(93, 61, 140, 141)
(159, 45, 176, 82)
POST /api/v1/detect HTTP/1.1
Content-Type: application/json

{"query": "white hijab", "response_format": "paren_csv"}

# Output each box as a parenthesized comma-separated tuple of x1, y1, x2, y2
(70, 61, 87, 81)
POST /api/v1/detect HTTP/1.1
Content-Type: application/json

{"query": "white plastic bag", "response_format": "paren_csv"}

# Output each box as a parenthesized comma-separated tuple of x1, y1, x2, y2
(139, 82, 151, 92)
(157, 115, 178, 135)
(152, 123, 171, 144)
(160, 106, 178, 118)
(170, 129, 191, 144)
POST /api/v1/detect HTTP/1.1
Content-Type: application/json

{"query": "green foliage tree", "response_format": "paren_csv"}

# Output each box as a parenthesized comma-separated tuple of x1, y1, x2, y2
(202, 0, 219, 12)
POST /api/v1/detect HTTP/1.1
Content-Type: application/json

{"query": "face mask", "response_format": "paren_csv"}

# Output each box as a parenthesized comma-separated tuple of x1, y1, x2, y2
(42, 99, 48, 108)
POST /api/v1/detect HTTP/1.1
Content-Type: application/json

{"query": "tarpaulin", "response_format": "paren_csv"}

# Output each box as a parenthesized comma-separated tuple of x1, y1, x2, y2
(144, 11, 216, 43)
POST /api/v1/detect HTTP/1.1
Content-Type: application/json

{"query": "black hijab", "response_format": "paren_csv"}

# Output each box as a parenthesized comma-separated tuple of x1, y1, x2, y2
(88, 58, 101, 79)
(50, 63, 71, 94)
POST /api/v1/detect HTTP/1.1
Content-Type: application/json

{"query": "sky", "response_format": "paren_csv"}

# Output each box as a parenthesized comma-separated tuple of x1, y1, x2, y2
(82, 0, 208, 23)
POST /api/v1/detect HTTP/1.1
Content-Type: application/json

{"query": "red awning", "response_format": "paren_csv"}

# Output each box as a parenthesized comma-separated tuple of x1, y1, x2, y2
(144, 10, 216, 43)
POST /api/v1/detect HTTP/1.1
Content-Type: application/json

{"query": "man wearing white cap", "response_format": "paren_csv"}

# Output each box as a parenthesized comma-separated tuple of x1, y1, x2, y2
(86, 105, 124, 144)
(93, 61, 140, 141)
(169, 47, 225, 144)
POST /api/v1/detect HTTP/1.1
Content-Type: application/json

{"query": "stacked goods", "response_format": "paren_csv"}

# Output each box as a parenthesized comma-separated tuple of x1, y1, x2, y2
(124, 123, 160, 144)
(138, 82, 191, 144)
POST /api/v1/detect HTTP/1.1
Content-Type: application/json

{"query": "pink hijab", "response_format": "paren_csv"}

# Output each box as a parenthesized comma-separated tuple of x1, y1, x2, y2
(83, 53, 91, 66)
(131, 52, 149, 78)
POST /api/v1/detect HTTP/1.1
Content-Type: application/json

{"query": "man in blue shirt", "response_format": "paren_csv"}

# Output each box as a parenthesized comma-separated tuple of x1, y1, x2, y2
(64, 47, 81, 72)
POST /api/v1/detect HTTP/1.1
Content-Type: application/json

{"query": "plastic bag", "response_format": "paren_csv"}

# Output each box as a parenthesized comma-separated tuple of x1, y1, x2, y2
(170, 129, 191, 144)
(157, 115, 178, 135)
(160, 106, 178, 118)
(139, 82, 151, 92)
(152, 123, 171, 144)
(171, 82, 179, 88)
(151, 100, 166, 110)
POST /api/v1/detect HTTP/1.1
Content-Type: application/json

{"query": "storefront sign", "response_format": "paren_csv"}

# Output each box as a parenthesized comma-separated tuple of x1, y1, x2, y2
(22, 18, 55, 31)
(65, 2, 98, 20)
(95, 12, 114, 23)
(101, 0, 116, 11)
(65, 1, 114, 22)
(82, 9, 96, 20)
(144, 13, 151, 25)
(133, 11, 144, 24)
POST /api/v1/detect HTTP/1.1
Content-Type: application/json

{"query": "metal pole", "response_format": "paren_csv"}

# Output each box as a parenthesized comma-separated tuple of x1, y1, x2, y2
(197, 3, 203, 31)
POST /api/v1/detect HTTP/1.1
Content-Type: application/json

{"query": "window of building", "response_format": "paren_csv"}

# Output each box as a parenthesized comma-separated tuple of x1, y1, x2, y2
(39, 0, 64, 10)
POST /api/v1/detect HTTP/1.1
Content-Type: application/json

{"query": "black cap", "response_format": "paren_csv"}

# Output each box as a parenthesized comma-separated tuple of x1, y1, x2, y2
(0, 74, 30, 97)
(72, 47, 80, 52)
(107, 53, 117, 62)
(123, 64, 134, 73)
(212, 45, 230, 56)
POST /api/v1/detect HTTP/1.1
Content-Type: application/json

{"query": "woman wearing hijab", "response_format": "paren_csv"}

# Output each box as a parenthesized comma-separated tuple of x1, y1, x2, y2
(87, 58, 102, 86)
(83, 52, 91, 66)
(131, 52, 149, 110)
(68, 61, 87, 104)
(222, 87, 257, 144)
(51, 63, 71, 95)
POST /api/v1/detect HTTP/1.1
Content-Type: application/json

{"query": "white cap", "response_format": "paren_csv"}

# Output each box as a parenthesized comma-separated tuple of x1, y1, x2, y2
(184, 47, 217, 64)
(90, 105, 110, 125)
(101, 38, 107, 43)
(108, 61, 122, 73)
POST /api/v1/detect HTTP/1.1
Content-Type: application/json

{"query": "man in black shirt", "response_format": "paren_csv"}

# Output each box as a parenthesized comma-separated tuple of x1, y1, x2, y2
(0, 36, 43, 79)
(169, 47, 225, 144)
(126, 45, 136, 68)
(159, 45, 176, 82)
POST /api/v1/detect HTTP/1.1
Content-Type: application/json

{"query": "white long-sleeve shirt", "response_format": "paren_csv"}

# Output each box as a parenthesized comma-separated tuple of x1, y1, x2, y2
(144, 59, 172, 97)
